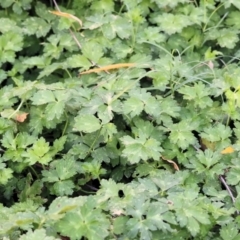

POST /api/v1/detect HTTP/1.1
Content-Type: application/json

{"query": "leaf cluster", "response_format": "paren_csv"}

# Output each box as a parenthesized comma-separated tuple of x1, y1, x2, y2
(1, 0, 240, 239)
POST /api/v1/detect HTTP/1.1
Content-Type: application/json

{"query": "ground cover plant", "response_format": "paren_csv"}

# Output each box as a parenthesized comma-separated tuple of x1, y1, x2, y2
(1, 0, 240, 239)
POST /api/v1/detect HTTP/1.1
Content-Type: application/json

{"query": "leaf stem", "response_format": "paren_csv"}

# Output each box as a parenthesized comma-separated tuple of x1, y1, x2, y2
(8, 99, 24, 119)
(62, 111, 69, 136)
(87, 128, 102, 156)
(29, 166, 39, 179)
(219, 175, 239, 214)
(65, 68, 72, 78)
(52, 0, 109, 73)
(109, 70, 156, 104)
(52, 0, 82, 49)
(79, 188, 96, 195)
(202, 3, 224, 32)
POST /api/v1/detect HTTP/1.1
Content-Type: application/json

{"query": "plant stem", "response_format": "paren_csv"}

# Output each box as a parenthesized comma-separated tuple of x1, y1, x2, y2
(8, 99, 24, 119)
(219, 175, 239, 214)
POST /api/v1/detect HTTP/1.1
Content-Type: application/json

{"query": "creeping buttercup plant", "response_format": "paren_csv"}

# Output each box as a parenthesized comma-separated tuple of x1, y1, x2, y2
(1, 0, 240, 239)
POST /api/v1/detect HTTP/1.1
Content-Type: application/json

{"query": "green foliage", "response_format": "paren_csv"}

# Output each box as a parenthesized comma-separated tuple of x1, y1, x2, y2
(0, 0, 240, 239)
(56, 197, 110, 240)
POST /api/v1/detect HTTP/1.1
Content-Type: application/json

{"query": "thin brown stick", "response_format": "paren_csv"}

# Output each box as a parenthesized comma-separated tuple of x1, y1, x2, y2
(161, 156, 180, 171)
(219, 175, 239, 214)
(51, 0, 109, 74)
(80, 63, 136, 75)
(52, 0, 82, 49)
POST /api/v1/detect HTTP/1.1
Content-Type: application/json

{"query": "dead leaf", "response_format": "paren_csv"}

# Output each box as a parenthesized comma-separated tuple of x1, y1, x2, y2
(80, 63, 136, 75)
(201, 138, 215, 151)
(49, 11, 82, 27)
(221, 146, 235, 154)
(111, 209, 124, 216)
(208, 60, 214, 70)
(15, 113, 29, 123)
(162, 156, 180, 171)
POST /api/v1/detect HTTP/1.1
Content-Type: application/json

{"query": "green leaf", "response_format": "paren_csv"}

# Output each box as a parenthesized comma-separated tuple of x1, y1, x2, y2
(97, 104, 114, 124)
(56, 16, 75, 31)
(42, 158, 77, 182)
(150, 170, 183, 192)
(84, 14, 107, 30)
(82, 160, 106, 179)
(122, 97, 144, 117)
(35, 2, 56, 21)
(120, 135, 162, 164)
(178, 82, 213, 109)
(111, 39, 133, 59)
(51, 136, 67, 155)
(69, 143, 90, 160)
(169, 120, 197, 150)
(28, 106, 47, 134)
(59, 33, 77, 51)
(31, 90, 55, 105)
(143, 95, 161, 116)
(226, 159, 240, 185)
(66, 54, 92, 69)
(0, 0, 15, 8)
(152, 13, 192, 35)
(38, 62, 64, 78)
(228, 0, 240, 10)
(82, 41, 104, 63)
(145, 202, 176, 232)
(220, 222, 239, 240)
(56, 197, 110, 240)
(125, 197, 175, 239)
(22, 17, 51, 37)
(91, 0, 114, 13)
(186, 217, 200, 237)
(23, 56, 47, 68)
(138, 27, 166, 44)
(19, 229, 60, 240)
(74, 115, 101, 133)
(132, 118, 157, 139)
(113, 216, 129, 234)
(32, 137, 50, 157)
(97, 179, 124, 202)
(23, 138, 52, 165)
(47, 196, 84, 216)
(100, 123, 117, 141)
(42, 39, 63, 60)
(16, 133, 37, 149)
(91, 147, 110, 163)
(204, 47, 223, 61)
(206, 28, 239, 49)
(0, 32, 23, 58)
(1, 131, 16, 149)
(152, 0, 189, 8)
(133, 163, 156, 177)
(79, 95, 104, 115)
(0, 165, 13, 185)
(53, 180, 75, 196)
(225, 89, 240, 108)
(226, 11, 240, 27)
(195, 149, 222, 169)
(0, 69, 7, 83)
(0, 18, 22, 33)
(18, 174, 43, 202)
(217, 28, 239, 49)
(200, 123, 232, 142)
(159, 97, 181, 117)
(45, 101, 65, 120)
(102, 15, 132, 39)
(0, 118, 14, 134)
(127, 218, 152, 240)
